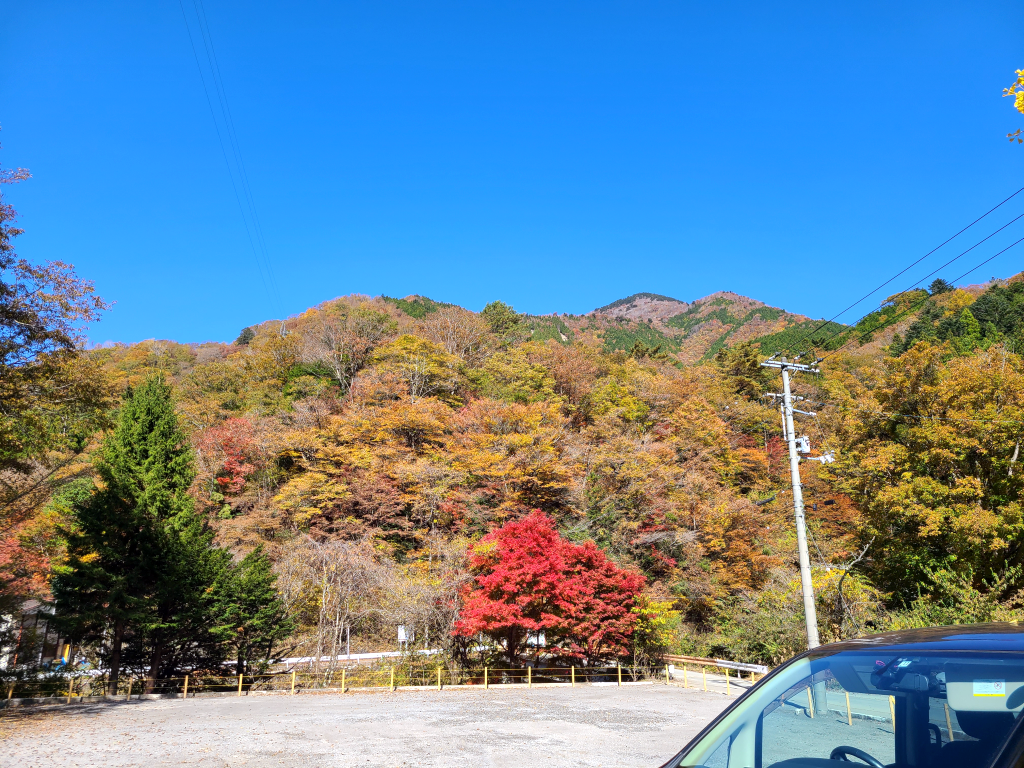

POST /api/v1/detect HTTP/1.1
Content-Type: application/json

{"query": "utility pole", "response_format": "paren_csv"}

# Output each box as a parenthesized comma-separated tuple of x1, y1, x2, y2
(762, 355, 821, 649)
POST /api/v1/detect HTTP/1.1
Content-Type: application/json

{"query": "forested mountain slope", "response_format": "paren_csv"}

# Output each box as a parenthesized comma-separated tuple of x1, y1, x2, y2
(6, 270, 1024, 671)
(519, 290, 850, 365)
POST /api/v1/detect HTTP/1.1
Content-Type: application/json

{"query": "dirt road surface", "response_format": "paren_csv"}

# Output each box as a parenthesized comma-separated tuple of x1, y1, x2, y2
(1, 684, 732, 768)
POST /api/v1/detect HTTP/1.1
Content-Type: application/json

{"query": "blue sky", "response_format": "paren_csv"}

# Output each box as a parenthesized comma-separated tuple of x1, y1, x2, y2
(2, 1, 1023, 344)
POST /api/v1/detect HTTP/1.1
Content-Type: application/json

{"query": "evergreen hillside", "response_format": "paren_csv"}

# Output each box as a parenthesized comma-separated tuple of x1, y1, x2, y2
(583, 290, 843, 363)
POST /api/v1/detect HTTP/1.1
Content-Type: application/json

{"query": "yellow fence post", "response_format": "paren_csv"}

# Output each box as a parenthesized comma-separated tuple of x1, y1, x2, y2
(889, 696, 896, 729)
(437, 667, 442, 691)
(683, 666, 688, 688)
(806, 687, 814, 718)
(726, 668, 730, 696)
(7, 682, 15, 702)
(126, 677, 133, 702)
(617, 662, 621, 686)
(702, 668, 707, 692)
(67, 678, 74, 705)
(528, 666, 532, 689)
(944, 703, 955, 741)
(238, 674, 243, 697)
(484, 667, 489, 690)
(845, 692, 852, 725)
(342, 669, 346, 693)
(390, 666, 395, 692)
(290, 671, 295, 695)
(571, 667, 575, 687)
(183, 675, 189, 700)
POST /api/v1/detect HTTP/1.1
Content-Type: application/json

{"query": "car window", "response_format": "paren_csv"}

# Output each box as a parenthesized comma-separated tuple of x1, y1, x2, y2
(760, 678, 896, 768)
(701, 738, 730, 768)
(675, 650, 1024, 768)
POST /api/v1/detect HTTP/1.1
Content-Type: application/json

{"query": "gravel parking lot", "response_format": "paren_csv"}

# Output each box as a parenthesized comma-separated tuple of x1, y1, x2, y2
(0, 684, 733, 768)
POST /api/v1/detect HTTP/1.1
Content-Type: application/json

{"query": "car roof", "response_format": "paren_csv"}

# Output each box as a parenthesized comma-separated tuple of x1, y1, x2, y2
(811, 622, 1024, 655)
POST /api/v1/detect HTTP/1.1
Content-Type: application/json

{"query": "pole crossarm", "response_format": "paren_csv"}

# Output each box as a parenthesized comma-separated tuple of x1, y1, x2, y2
(760, 360, 821, 374)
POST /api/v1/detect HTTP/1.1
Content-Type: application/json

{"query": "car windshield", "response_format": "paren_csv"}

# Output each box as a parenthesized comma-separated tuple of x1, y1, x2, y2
(673, 649, 1024, 768)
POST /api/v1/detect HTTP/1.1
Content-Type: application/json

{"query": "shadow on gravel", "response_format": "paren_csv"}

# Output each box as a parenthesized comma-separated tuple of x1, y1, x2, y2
(1, 699, 142, 720)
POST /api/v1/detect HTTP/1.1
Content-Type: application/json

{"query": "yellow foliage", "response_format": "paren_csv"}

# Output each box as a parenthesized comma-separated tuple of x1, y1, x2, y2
(372, 335, 464, 404)
(935, 288, 975, 317)
(1004, 69, 1024, 143)
(475, 345, 559, 404)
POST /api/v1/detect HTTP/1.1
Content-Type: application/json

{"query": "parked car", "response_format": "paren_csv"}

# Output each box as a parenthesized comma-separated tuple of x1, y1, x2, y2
(662, 623, 1024, 768)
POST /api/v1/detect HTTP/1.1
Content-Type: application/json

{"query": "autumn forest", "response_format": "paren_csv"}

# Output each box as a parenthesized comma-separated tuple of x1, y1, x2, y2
(5, 152, 1024, 691)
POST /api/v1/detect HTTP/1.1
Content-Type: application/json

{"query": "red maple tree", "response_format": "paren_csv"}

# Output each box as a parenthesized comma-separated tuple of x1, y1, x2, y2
(455, 510, 645, 664)
(552, 538, 646, 664)
(454, 511, 566, 662)
(195, 417, 257, 496)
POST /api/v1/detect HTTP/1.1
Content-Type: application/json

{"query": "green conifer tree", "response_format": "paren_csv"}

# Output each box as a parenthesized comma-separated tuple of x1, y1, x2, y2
(214, 545, 295, 677)
(956, 308, 982, 355)
(481, 300, 526, 347)
(53, 376, 224, 694)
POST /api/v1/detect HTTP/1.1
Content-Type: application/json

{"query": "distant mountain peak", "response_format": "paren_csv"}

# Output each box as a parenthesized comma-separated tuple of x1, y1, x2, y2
(590, 293, 691, 324)
(594, 292, 687, 312)
(692, 290, 765, 307)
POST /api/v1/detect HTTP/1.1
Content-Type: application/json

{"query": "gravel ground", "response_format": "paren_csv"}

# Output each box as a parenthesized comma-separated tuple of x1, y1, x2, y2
(0, 683, 733, 768)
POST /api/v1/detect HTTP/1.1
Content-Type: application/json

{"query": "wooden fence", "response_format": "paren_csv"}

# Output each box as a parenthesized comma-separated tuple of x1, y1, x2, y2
(2, 657, 770, 707)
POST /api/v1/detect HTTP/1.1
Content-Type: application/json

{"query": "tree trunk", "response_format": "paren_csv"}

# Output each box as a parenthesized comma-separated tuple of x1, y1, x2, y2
(505, 628, 520, 666)
(107, 619, 125, 697)
(145, 642, 164, 694)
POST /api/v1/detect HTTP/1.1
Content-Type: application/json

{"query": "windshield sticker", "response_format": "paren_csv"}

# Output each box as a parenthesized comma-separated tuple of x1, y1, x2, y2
(973, 679, 1006, 697)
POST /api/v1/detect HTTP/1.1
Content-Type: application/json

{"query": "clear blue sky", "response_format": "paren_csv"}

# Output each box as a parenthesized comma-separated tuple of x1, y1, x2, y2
(2, 1, 1023, 344)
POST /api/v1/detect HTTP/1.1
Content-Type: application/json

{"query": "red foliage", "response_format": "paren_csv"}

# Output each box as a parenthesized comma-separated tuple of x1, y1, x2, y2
(553, 539, 646, 662)
(0, 527, 52, 600)
(196, 418, 257, 495)
(216, 455, 253, 494)
(455, 510, 644, 664)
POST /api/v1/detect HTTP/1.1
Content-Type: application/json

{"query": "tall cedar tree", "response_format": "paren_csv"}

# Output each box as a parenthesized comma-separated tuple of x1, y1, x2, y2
(455, 511, 644, 665)
(214, 545, 294, 677)
(53, 376, 222, 694)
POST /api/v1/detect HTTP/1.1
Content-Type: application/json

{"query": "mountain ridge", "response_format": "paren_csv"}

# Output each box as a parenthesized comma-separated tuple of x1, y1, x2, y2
(127, 276, 1019, 365)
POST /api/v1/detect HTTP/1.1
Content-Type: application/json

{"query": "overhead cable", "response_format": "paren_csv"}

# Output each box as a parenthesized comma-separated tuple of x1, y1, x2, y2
(814, 226, 1024, 359)
(177, 0, 283, 315)
(782, 185, 1024, 356)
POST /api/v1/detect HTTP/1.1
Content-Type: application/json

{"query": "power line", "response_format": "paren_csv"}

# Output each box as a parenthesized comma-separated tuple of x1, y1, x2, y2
(781, 186, 1024, 357)
(814, 226, 1024, 360)
(191, 0, 282, 306)
(176, 0, 283, 316)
